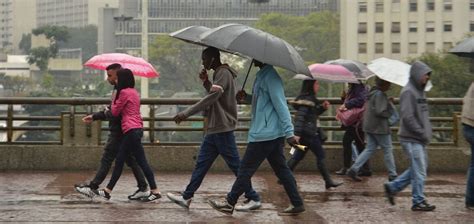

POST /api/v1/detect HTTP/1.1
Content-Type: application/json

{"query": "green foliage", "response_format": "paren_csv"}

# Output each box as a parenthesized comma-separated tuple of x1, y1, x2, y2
(149, 35, 204, 93)
(28, 25, 70, 72)
(18, 33, 31, 54)
(27, 47, 52, 71)
(0, 75, 32, 96)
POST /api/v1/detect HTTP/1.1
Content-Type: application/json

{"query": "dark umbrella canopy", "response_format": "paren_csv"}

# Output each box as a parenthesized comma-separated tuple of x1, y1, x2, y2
(449, 37, 474, 58)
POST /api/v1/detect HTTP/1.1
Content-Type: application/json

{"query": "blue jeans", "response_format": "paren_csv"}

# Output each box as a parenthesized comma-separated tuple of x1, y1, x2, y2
(350, 133, 397, 177)
(226, 137, 303, 207)
(463, 124, 474, 206)
(182, 131, 260, 201)
(386, 141, 428, 205)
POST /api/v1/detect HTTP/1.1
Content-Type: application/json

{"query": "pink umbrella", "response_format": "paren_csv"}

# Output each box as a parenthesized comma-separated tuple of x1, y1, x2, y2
(297, 63, 358, 83)
(84, 53, 159, 78)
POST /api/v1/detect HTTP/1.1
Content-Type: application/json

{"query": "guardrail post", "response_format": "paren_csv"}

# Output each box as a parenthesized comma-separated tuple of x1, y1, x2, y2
(6, 104, 13, 143)
(149, 105, 155, 143)
(69, 105, 75, 137)
(86, 105, 92, 137)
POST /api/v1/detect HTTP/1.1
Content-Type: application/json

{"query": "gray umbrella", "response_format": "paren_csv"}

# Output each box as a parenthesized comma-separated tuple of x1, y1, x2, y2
(325, 59, 375, 80)
(449, 37, 474, 58)
(169, 25, 211, 46)
(198, 24, 310, 76)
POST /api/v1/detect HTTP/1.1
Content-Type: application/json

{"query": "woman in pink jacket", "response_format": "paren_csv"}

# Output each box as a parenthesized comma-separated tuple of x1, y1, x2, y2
(93, 68, 161, 202)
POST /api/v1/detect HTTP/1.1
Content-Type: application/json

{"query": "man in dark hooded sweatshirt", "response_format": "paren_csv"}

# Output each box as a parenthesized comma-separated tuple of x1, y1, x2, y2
(384, 61, 436, 212)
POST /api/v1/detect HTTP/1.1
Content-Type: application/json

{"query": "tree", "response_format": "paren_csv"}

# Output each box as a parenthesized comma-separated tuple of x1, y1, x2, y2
(18, 33, 31, 54)
(27, 25, 70, 73)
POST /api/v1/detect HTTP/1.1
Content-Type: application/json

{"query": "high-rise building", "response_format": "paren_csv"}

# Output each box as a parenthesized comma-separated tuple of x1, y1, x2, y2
(98, 0, 340, 53)
(0, 0, 36, 54)
(341, 0, 474, 63)
(36, 0, 119, 28)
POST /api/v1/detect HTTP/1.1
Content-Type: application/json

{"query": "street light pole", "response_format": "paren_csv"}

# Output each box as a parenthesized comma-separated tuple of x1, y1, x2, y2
(141, 0, 149, 99)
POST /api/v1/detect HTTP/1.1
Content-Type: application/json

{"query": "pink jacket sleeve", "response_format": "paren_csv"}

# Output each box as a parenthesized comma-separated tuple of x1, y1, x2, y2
(111, 92, 128, 117)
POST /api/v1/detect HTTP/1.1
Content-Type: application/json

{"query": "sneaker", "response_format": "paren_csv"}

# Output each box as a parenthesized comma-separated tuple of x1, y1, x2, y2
(235, 199, 262, 211)
(128, 189, 150, 200)
(335, 167, 347, 175)
(140, 192, 162, 202)
(92, 189, 111, 200)
(411, 201, 436, 211)
(347, 169, 362, 182)
(166, 192, 192, 209)
(208, 199, 234, 215)
(277, 205, 305, 216)
(384, 183, 395, 205)
(74, 184, 95, 198)
(358, 170, 372, 177)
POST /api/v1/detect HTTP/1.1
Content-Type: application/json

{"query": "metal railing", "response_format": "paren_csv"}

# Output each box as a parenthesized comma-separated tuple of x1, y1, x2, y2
(0, 97, 463, 146)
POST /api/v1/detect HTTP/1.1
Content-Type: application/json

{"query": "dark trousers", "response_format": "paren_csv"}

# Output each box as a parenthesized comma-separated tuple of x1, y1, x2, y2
(226, 137, 303, 207)
(342, 125, 368, 169)
(106, 129, 157, 190)
(89, 133, 147, 190)
(292, 134, 325, 165)
(182, 131, 260, 201)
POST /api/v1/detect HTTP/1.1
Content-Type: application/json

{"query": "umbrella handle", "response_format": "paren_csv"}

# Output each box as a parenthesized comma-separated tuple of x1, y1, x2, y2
(241, 59, 254, 91)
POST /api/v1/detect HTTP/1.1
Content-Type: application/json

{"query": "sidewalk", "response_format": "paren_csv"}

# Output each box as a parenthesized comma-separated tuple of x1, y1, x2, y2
(0, 171, 472, 223)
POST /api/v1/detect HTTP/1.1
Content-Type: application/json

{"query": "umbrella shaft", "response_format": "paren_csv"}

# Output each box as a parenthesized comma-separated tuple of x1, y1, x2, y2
(241, 59, 254, 90)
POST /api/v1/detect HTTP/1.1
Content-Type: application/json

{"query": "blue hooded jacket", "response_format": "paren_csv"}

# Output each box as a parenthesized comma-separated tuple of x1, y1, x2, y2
(247, 65, 294, 142)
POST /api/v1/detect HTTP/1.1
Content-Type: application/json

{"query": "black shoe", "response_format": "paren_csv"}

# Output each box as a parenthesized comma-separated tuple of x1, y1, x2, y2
(411, 201, 436, 211)
(347, 169, 362, 182)
(384, 183, 395, 205)
(358, 170, 372, 177)
(92, 189, 111, 200)
(140, 192, 162, 202)
(325, 181, 343, 189)
(277, 205, 305, 216)
(388, 175, 397, 182)
(128, 189, 150, 200)
(335, 168, 347, 175)
(208, 199, 234, 215)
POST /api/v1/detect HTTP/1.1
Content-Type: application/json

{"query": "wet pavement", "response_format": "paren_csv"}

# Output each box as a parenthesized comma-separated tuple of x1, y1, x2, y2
(0, 171, 472, 223)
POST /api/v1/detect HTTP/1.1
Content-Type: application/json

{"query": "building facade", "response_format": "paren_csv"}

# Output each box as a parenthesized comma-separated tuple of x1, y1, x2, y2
(36, 0, 119, 28)
(0, 0, 36, 54)
(341, 0, 474, 63)
(99, 0, 339, 53)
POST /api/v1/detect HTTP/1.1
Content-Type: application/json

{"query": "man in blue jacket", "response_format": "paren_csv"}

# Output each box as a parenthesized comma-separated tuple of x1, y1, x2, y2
(208, 60, 305, 216)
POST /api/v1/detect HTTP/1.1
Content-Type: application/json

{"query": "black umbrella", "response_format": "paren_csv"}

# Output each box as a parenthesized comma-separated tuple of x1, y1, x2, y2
(449, 37, 474, 58)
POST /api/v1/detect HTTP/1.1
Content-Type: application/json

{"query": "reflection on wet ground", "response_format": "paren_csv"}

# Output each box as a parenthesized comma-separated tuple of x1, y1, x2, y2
(0, 171, 472, 223)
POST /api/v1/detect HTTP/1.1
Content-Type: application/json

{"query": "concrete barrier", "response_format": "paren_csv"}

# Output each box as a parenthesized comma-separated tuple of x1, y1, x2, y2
(0, 144, 469, 172)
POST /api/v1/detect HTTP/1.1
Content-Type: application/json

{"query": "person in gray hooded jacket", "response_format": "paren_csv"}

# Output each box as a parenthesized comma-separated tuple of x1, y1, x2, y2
(383, 61, 436, 212)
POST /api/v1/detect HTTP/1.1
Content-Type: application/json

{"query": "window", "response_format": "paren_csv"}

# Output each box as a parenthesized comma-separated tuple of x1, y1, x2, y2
(375, 43, 384, 53)
(426, 21, 435, 32)
(392, 0, 400, 12)
(444, 0, 452, 11)
(471, 0, 474, 10)
(426, 42, 435, 53)
(359, 1, 367, 12)
(375, 22, 384, 33)
(392, 22, 400, 33)
(444, 21, 452, 32)
(392, 43, 401, 53)
(358, 22, 367, 33)
(375, 0, 384, 12)
(359, 43, 367, 54)
(409, 22, 417, 32)
(409, 0, 417, 12)
(409, 42, 418, 53)
(443, 42, 453, 51)
(426, 0, 435, 11)
(471, 21, 474, 32)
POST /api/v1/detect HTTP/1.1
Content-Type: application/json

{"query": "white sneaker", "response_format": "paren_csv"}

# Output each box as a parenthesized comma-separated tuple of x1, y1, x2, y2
(128, 189, 150, 200)
(74, 185, 95, 198)
(234, 199, 262, 211)
(166, 192, 192, 209)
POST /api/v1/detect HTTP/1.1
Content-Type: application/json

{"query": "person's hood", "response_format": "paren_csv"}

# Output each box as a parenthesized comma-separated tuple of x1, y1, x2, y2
(368, 86, 382, 97)
(409, 61, 432, 91)
(216, 64, 237, 78)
